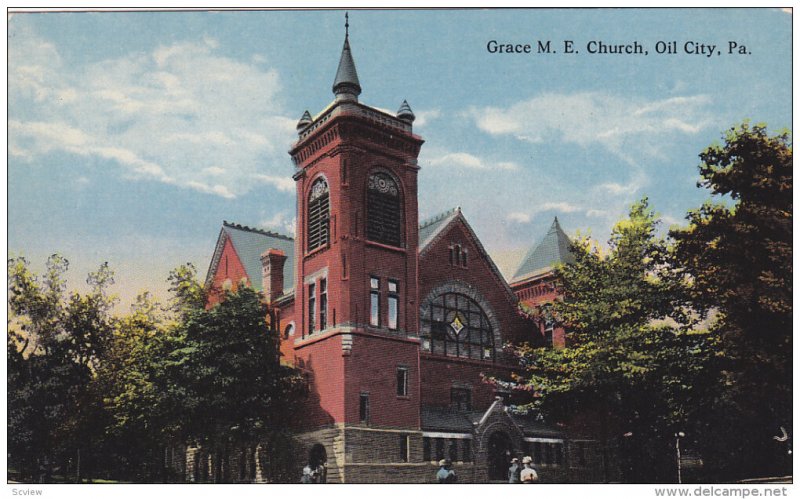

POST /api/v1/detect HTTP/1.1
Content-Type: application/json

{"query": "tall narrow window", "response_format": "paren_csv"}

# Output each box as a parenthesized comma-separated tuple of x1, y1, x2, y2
(462, 440, 472, 462)
(366, 172, 402, 247)
(387, 279, 399, 330)
(307, 177, 330, 251)
(369, 277, 380, 327)
(448, 439, 458, 462)
(359, 392, 370, 423)
(396, 366, 408, 397)
(319, 278, 328, 330)
(399, 435, 409, 463)
(423, 437, 431, 461)
(435, 439, 445, 461)
(308, 283, 316, 334)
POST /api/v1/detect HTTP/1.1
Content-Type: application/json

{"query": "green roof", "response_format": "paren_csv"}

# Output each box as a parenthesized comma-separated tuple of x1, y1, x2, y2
(512, 217, 574, 282)
(210, 222, 295, 294)
(418, 207, 459, 250)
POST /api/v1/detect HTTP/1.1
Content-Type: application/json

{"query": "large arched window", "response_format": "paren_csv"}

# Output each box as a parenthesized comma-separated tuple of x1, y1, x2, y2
(420, 292, 495, 361)
(366, 171, 402, 247)
(307, 177, 330, 251)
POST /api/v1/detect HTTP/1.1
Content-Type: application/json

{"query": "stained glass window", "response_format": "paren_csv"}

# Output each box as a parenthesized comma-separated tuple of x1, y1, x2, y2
(420, 293, 495, 361)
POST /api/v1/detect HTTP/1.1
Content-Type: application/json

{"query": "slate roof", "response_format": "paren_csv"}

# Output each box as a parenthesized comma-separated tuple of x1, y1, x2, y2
(509, 413, 566, 438)
(421, 406, 482, 433)
(512, 217, 575, 283)
(206, 222, 295, 295)
(332, 35, 361, 96)
(418, 207, 460, 250)
(421, 405, 566, 438)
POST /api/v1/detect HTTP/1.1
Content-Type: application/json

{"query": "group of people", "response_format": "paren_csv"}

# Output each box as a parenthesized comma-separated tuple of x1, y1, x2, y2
(300, 463, 327, 484)
(508, 456, 539, 483)
(436, 456, 539, 483)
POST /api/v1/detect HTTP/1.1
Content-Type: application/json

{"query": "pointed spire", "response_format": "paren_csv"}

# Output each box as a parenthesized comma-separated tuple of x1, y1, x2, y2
(397, 99, 416, 123)
(296, 110, 313, 131)
(332, 12, 361, 102)
(549, 216, 561, 233)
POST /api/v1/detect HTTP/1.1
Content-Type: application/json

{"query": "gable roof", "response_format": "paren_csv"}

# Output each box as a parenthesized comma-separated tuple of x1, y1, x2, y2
(419, 207, 517, 303)
(418, 207, 460, 250)
(205, 221, 295, 295)
(512, 217, 575, 283)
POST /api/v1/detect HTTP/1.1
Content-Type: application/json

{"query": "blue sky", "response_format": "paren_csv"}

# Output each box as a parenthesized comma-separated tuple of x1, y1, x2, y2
(8, 8, 792, 308)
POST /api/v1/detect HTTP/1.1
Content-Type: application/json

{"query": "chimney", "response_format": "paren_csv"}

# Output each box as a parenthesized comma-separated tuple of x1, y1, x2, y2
(261, 248, 287, 303)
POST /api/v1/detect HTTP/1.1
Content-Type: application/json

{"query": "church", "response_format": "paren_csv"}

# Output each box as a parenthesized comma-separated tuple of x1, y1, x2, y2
(200, 21, 608, 483)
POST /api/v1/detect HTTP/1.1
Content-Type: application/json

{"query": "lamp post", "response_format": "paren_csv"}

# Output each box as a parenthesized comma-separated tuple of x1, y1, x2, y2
(675, 432, 685, 484)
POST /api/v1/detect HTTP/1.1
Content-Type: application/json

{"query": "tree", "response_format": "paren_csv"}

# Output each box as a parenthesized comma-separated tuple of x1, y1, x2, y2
(513, 199, 717, 482)
(95, 291, 187, 481)
(174, 286, 304, 482)
(670, 123, 792, 480)
(7, 256, 116, 482)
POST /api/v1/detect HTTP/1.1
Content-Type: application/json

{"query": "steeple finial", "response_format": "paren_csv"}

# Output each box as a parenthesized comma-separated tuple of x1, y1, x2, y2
(332, 12, 361, 102)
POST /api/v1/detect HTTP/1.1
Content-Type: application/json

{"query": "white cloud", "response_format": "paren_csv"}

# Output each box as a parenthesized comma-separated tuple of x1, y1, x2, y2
(465, 92, 713, 165)
(539, 201, 581, 213)
(507, 212, 531, 223)
(426, 151, 520, 171)
(586, 209, 608, 218)
(253, 174, 295, 193)
(506, 201, 581, 224)
(414, 108, 441, 127)
(9, 30, 297, 199)
(260, 213, 296, 237)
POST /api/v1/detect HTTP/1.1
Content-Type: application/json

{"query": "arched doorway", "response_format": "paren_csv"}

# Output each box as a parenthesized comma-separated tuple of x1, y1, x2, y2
(308, 444, 327, 483)
(487, 431, 513, 481)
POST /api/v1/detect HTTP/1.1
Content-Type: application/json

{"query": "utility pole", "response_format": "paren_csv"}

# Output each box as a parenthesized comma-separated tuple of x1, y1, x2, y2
(675, 432, 685, 484)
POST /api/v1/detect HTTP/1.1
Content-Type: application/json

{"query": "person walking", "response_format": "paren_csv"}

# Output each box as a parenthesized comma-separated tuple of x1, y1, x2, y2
(436, 459, 457, 483)
(508, 457, 521, 483)
(520, 456, 539, 483)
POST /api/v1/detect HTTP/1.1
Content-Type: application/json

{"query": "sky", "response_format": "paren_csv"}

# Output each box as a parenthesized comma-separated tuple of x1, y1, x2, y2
(7, 8, 792, 309)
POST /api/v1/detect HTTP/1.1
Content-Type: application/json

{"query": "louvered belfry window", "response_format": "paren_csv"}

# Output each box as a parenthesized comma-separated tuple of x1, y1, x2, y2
(366, 172, 402, 247)
(307, 177, 330, 251)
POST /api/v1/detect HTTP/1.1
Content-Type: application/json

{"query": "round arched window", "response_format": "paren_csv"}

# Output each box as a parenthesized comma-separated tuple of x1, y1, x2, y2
(420, 292, 495, 361)
(366, 172, 402, 247)
(283, 323, 295, 340)
(307, 177, 330, 251)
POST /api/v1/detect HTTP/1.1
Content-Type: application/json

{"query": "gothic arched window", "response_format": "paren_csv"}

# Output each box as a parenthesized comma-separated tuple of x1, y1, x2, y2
(366, 172, 402, 247)
(420, 292, 495, 361)
(307, 177, 330, 251)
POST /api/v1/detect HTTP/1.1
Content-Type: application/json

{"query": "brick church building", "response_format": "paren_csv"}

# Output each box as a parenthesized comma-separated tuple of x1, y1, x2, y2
(200, 23, 609, 483)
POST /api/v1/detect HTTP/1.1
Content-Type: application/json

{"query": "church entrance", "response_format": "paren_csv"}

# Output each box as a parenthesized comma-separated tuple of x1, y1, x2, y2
(487, 431, 513, 481)
(308, 444, 327, 483)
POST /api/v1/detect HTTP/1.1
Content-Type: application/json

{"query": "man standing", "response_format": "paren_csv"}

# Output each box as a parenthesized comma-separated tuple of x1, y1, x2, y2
(520, 456, 539, 483)
(508, 457, 521, 483)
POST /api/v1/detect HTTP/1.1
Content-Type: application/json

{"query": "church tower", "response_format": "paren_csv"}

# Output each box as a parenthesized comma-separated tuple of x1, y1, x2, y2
(288, 16, 425, 480)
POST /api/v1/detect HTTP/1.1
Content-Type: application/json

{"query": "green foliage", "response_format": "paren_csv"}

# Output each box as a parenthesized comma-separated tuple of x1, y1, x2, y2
(174, 288, 304, 471)
(8, 257, 303, 483)
(7, 255, 116, 482)
(514, 199, 717, 482)
(670, 122, 792, 480)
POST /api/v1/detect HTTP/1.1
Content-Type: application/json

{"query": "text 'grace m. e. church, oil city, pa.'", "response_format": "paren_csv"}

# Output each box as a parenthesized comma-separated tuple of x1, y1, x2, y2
(188, 19, 613, 484)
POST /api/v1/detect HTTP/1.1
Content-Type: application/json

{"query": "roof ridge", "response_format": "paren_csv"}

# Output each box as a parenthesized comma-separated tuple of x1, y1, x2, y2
(419, 206, 459, 229)
(222, 220, 294, 241)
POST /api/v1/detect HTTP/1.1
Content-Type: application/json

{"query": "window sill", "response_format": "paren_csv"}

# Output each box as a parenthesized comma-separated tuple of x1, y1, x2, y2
(396, 395, 411, 400)
(365, 240, 406, 253)
(304, 244, 330, 259)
